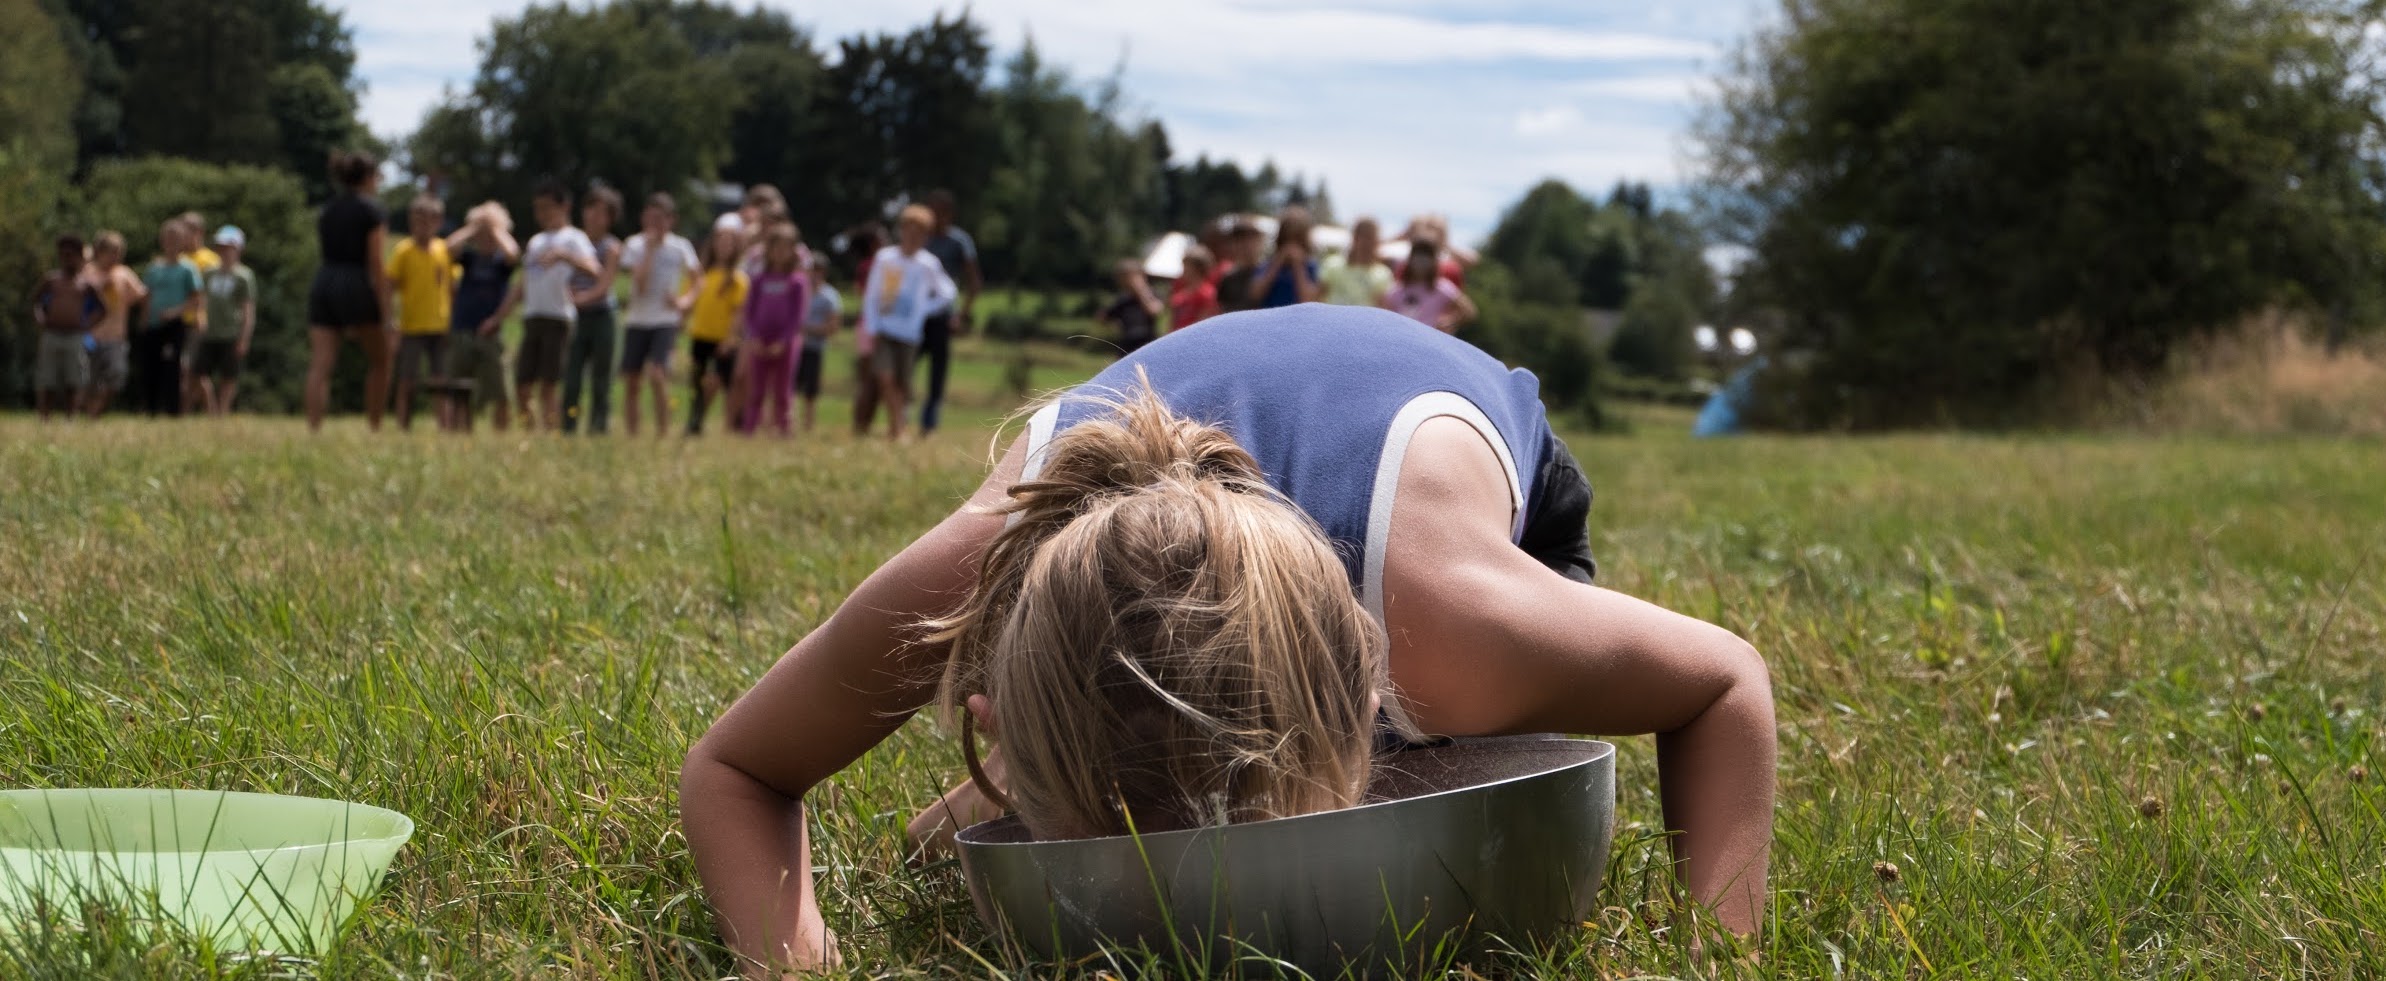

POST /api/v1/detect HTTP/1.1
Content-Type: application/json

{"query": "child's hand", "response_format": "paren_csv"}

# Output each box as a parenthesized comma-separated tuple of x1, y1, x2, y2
(855, 332, 875, 357)
(479, 317, 500, 337)
(767, 342, 787, 357)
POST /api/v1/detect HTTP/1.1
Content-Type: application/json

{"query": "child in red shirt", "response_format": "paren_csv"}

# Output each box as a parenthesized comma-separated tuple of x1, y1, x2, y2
(1169, 244, 1222, 330)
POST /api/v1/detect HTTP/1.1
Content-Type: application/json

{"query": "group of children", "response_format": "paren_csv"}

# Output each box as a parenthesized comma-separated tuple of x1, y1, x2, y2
(371, 181, 873, 438)
(30, 213, 258, 421)
(1096, 207, 1480, 357)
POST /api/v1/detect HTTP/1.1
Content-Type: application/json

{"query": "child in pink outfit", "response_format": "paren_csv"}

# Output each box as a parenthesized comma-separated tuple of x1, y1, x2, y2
(738, 225, 811, 436)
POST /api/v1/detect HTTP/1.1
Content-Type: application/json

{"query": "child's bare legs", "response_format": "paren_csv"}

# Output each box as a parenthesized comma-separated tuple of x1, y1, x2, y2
(622, 367, 654, 436)
(799, 394, 817, 433)
(878, 369, 908, 441)
(304, 327, 340, 432)
(211, 377, 238, 415)
(647, 368, 671, 439)
(357, 327, 393, 432)
(395, 375, 418, 431)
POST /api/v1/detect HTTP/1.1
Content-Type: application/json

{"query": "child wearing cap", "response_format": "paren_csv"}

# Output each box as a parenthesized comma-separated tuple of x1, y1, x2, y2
(191, 225, 257, 415)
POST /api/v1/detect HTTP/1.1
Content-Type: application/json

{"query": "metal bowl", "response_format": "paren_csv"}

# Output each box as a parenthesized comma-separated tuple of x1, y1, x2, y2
(955, 735, 1615, 977)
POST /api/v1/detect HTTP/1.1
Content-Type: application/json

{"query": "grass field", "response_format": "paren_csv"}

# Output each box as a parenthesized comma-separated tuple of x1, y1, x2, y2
(2, 344, 2382, 978)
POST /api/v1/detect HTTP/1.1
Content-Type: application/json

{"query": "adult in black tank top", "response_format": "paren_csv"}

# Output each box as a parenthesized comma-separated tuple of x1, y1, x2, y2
(306, 150, 394, 433)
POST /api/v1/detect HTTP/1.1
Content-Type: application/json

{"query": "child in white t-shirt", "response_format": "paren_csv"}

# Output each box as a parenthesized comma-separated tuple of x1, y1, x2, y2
(856, 204, 954, 441)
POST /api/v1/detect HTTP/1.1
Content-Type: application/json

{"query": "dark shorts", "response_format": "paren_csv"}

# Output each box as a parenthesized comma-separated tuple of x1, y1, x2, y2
(1517, 429, 1597, 584)
(621, 325, 678, 373)
(395, 333, 449, 386)
(689, 339, 736, 384)
(444, 331, 507, 408)
(795, 342, 825, 397)
(190, 339, 242, 381)
(516, 316, 572, 385)
(868, 337, 918, 383)
(308, 263, 381, 326)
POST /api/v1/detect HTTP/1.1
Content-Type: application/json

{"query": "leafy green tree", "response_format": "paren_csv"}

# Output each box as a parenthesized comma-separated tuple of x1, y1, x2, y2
(50, 0, 365, 185)
(978, 41, 1165, 287)
(1702, 0, 2386, 426)
(633, 0, 825, 227)
(811, 13, 995, 229)
(121, 0, 281, 164)
(411, 1, 736, 223)
(268, 61, 367, 202)
(0, 0, 82, 404)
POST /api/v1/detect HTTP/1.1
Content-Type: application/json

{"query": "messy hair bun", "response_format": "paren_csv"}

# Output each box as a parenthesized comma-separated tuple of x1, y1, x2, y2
(927, 381, 1382, 840)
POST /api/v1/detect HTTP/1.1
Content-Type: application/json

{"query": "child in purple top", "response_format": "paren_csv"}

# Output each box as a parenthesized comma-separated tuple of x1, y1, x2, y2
(738, 225, 812, 436)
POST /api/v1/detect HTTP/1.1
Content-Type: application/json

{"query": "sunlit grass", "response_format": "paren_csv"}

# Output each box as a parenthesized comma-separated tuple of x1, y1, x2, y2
(1, 353, 2380, 977)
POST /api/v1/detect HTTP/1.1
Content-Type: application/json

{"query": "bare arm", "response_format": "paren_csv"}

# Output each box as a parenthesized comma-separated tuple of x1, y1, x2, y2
(238, 298, 256, 352)
(1247, 257, 1282, 302)
(1290, 255, 1320, 303)
(683, 441, 1021, 976)
(486, 279, 523, 336)
(572, 242, 619, 308)
(1381, 419, 1774, 935)
(366, 228, 392, 323)
(1437, 288, 1479, 334)
(631, 239, 657, 297)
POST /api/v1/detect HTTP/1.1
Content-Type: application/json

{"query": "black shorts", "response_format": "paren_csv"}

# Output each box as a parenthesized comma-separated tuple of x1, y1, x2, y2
(621, 325, 678, 373)
(190, 339, 242, 381)
(795, 343, 824, 397)
(308, 263, 381, 327)
(689, 339, 736, 384)
(1516, 428, 1597, 584)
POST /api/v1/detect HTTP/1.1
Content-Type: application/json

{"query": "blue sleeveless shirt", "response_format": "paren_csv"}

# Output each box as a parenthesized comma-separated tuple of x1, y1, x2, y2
(1023, 304, 1552, 623)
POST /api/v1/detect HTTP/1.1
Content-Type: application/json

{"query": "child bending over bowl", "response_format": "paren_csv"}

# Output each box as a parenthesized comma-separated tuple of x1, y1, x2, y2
(680, 305, 1776, 974)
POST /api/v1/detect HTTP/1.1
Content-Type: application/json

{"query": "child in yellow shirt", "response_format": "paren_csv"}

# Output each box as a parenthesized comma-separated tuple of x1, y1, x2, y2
(385, 195, 454, 431)
(683, 227, 747, 436)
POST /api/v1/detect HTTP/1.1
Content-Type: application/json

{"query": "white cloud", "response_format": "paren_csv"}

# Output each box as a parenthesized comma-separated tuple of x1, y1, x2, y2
(1515, 105, 1585, 138)
(328, 0, 1753, 242)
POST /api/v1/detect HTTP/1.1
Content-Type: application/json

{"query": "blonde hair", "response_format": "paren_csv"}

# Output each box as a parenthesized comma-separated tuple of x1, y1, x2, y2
(898, 204, 935, 231)
(927, 386, 1383, 840)
(468, 201, 513, 234)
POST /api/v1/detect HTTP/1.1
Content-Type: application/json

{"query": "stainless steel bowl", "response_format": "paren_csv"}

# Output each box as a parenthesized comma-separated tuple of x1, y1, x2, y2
(955, 735, 1615, 977)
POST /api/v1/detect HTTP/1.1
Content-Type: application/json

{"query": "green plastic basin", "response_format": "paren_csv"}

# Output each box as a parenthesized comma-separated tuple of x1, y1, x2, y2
(0, 788, 414, 954)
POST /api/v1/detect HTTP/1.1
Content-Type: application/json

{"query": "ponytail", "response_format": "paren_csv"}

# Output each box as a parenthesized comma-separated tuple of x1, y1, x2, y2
(923, 378, 1382, 840)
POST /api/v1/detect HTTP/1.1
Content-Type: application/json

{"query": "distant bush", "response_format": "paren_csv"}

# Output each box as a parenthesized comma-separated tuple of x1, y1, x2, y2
(1461, 262, 1609, 430)
(69, 157, 317, 413)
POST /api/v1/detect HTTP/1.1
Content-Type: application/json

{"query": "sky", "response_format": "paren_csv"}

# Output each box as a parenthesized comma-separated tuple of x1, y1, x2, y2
(332, 0, 1768, 243)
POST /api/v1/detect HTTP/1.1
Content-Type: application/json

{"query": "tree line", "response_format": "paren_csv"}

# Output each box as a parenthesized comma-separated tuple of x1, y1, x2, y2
(405, 1, 1333, 290)
(1701, 0, 2386, 427)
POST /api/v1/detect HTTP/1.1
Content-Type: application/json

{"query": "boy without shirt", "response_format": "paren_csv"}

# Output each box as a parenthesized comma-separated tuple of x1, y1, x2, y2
(489, 180, 599, 432)
(82, 231, 146, 417)
(29, 235, 102, 420)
